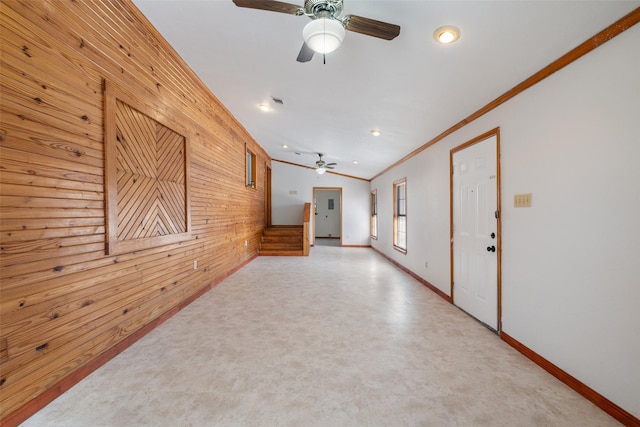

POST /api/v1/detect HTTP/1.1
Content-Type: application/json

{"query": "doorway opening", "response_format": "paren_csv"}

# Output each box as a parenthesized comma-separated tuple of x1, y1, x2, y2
(313, 187, 342, 247)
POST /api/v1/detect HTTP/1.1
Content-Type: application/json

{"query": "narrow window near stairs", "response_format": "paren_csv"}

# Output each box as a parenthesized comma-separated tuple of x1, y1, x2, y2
(370, 189, 378, 239)
(393, 179, 407, 252)
(246, 146, 256, 188)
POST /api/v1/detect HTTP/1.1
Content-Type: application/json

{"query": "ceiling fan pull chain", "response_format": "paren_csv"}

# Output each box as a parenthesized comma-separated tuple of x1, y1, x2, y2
(323, 17, 326, 64)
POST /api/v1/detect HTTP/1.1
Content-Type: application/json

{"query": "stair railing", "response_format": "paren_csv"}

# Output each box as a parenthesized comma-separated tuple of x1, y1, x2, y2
(303, 202, 311, 256)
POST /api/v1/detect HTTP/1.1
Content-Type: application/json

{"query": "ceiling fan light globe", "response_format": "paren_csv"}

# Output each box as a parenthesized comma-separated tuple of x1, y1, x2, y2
(316, 166, 327, 175)
(303, 18, 345, 54)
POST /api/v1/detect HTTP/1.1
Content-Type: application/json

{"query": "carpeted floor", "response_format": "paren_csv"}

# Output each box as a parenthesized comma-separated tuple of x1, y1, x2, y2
(21, 246, 620, 426)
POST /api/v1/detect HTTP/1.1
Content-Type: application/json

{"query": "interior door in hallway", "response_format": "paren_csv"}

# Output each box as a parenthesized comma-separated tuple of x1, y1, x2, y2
(313, 188, 342, 243)
(451, 133, 500, 330)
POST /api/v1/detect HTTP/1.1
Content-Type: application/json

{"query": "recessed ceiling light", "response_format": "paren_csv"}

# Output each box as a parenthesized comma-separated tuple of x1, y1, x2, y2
(281, 144, 288, 149)
(370, 129, 382, 136)
(257, 104, 272, 112)
(434, 26, 460, 44)
(353, 160, 359, 164)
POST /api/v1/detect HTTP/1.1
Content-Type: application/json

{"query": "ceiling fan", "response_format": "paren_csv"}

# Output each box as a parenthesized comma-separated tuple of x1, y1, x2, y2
(314, 153, 336, 174)
(232, 0, 401, 62)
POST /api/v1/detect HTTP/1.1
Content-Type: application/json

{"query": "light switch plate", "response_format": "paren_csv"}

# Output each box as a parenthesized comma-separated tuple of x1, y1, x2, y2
(514, 193, 532, 207)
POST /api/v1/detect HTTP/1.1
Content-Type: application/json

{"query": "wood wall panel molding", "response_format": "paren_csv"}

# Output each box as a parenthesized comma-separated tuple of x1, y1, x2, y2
(0, 254, 257, 427)
(371, 8, 640, 181)
(371, 247, 452, 303)
(372, 244, 638, 426)
(272, 158, 371, 182)
(104, 81, 191, 255)
(0, 0, 268, 423)
(501, 332, 640, 427)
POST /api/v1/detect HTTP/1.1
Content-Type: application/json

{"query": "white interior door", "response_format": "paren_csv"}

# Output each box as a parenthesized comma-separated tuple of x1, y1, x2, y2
(313, 188, 342, 243)
(452, 135, 499, 330)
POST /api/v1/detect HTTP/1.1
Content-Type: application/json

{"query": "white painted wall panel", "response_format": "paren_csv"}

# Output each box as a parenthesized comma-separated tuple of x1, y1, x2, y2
(271, 162, 370, 246)
(371, 24, 640, 417)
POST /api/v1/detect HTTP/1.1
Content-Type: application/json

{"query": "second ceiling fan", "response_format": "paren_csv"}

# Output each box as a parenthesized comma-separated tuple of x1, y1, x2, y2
(313, 153, 336, 174)
(232, 0, 401, 62)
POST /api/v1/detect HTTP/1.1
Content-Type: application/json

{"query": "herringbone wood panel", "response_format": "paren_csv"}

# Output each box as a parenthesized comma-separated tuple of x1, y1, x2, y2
(115, 100, 186, 240)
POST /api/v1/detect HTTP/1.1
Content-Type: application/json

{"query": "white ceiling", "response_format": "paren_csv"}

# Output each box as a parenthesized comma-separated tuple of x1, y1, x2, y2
(133, 0, 638, 180)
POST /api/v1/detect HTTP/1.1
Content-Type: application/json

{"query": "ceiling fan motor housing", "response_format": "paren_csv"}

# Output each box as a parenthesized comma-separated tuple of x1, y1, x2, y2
(304, 0, 343, 18)
(316, 153, 326, 168)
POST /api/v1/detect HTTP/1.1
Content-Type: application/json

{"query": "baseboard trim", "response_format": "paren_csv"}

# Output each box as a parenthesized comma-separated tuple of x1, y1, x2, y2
(371, 247, 452, 303)
(2, 254, 258, 427)
(342, 245, 372, 248)
(370, 247, 638, 425)
(500, 332, 639, 427)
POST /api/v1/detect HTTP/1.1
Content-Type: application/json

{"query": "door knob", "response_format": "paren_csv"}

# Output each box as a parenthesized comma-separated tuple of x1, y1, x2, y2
(486, 246, 496, 252)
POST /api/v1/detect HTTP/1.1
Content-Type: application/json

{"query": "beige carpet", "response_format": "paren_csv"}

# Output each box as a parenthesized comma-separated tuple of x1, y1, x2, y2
(21, 246, 620, 426)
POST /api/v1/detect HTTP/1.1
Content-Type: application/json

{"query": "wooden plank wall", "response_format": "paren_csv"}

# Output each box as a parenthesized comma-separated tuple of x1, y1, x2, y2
(0, 0, 269, 421)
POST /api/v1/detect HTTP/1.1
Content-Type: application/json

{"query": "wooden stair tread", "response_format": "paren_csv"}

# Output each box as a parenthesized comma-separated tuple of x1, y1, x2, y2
(258, 250, 304, 256)
(259, 226, 305, 256)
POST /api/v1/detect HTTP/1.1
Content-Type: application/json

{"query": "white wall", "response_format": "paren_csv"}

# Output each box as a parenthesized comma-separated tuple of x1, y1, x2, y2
(371, 25, 640, 417)
(271, 161, 370, 246)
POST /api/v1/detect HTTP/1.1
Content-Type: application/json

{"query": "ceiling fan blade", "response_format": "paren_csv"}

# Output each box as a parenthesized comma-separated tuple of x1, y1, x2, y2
(326, 165, 335, 169)
(344, 15, 400, 40)
(296, 42, 314, 63)
(232, 0, 303, 15)
(326, 163, 337, 166)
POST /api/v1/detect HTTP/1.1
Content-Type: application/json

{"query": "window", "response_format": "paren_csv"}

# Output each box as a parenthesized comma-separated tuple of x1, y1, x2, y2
(370, 190, 378, 239)
(246, 147, 256, 188)
(393, 179, 407, 252)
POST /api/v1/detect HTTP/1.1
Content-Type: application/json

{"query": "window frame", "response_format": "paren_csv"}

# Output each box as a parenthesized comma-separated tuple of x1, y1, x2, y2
(370, 189, 378, 239)
(393, 178, 407, 253)
(246, 146, 257, 188)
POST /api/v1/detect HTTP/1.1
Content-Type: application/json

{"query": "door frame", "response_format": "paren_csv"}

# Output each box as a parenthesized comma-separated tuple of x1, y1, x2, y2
(312, 187, 343, 246)
(449, 127, 502, 331)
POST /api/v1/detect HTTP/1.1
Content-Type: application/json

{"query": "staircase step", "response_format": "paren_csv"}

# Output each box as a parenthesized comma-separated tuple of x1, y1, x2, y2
(258, 249, 304, 256)
(260, 243, 302, 250)
(262, 235, 301, 243)
(263, 229, 302, 236)
(259, 226, 305, 256)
